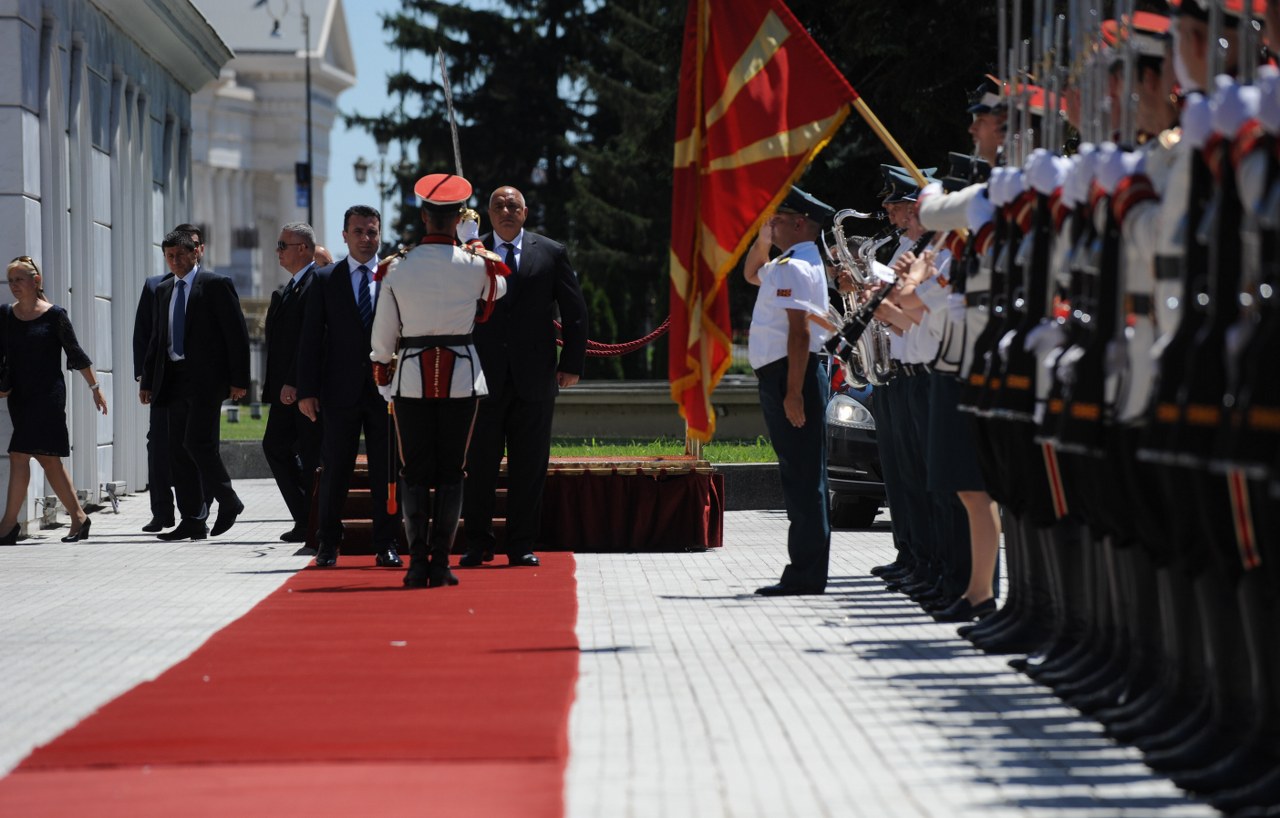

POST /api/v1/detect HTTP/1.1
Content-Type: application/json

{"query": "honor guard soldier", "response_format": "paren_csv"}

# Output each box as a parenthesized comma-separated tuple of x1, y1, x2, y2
(370, 173, 508, 588)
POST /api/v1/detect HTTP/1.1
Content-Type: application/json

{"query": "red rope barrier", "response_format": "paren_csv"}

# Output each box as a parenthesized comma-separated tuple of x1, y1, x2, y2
(553, 317, 670, 357)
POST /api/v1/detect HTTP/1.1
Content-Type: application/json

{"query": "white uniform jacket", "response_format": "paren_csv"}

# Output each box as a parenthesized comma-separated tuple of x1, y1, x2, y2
(370, 239, 508, 399)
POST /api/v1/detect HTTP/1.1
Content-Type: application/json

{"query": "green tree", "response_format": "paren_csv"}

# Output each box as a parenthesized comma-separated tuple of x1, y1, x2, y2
(355, 0, 1003, 379)
(725, 0, 1001, 330)
(568, 0, 685, 380)
(352, 0, 588, 244)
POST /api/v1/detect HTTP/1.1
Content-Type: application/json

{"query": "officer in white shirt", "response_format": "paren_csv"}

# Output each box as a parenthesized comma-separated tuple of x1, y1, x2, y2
(743, 186, 834, 596)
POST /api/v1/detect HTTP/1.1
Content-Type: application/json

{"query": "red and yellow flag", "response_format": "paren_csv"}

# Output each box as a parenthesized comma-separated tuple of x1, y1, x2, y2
(668, 0, 858, 442)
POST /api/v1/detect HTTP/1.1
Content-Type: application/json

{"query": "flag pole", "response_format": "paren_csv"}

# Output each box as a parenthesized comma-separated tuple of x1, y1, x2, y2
(684, 0, 710, 459)
(850, 97, 929, 188)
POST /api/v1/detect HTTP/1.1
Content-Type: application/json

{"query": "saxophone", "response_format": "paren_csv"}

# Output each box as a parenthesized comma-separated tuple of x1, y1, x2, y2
(822, 210, 900, 388)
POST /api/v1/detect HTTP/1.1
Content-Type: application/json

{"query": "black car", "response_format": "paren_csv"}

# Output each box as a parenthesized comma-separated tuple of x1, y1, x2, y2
(825, 379, 885, 528)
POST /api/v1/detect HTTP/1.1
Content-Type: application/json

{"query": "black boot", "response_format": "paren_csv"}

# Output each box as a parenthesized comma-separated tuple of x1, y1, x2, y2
(428, 483, 463, 588)
(401, 485, 432, 588)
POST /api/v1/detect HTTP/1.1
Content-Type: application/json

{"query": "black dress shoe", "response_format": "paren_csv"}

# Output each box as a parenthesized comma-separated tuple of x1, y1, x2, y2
(458, 548, 494, 568)
(210, 496, 245, 537)
(755, 582, 825, 596)
(157, 519, 209, 541)
(870, 561, 905, 577)
(931, 596, 996, 623)
(279, 525, 307, 543)
(375, 546, 404, 567)
(508, 552, 540, 567)
(61, 516, 92, 543)
(142, 517, 174, 533)
(0, 523, 20, 545)
(314, 543, 338, 567)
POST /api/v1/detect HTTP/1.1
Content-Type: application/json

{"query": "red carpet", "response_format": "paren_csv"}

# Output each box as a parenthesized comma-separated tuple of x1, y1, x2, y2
(0, 554, 579, 817)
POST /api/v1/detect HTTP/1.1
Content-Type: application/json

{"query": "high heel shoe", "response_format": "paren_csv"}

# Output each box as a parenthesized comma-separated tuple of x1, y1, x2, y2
(0, 523, 18, 545)
(61, 516, 91, 543)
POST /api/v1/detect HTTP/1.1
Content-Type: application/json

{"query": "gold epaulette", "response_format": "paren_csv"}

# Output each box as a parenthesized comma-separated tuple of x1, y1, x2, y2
(1158, 127, 1182, 150)
(375, 245, 411, 281)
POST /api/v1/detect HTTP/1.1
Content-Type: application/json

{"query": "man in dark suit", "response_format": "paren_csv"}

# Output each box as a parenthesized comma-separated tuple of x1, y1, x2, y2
(133, 270, 175, 533)
(297, 205, 401, 568)
(132, 223, 206, 532)
(461, 185, 588, 567)
(262, 222, 322, 543)
(140, 230, 251, 541)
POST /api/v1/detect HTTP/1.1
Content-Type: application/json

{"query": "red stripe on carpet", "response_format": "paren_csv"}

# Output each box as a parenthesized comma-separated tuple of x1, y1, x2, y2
(0, 554, 578, 817)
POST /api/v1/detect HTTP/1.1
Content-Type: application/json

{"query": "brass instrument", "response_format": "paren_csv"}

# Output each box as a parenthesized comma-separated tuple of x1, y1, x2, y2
(822, 210, 900, 387)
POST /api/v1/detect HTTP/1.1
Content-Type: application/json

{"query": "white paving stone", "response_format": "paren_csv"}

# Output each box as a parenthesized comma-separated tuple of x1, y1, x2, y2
(565, 512, 1218, 818)
(0, 479, 310, 775)
(0, 484, 1219, 817)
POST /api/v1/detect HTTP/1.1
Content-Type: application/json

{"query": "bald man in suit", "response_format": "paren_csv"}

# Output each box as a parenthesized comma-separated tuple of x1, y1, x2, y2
(461, 186, 588, 568)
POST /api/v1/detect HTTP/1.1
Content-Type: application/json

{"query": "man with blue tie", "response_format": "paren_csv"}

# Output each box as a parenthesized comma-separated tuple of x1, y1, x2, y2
(297, 205, 402, 568)
(140, 230, 251, 541)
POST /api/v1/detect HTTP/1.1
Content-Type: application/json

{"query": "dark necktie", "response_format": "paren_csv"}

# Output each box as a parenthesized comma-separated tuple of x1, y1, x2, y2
(282, 277, 296, 300)
(173, 278, 187, 358)
(501, 242, 517, 273)
(356, 265, 373, 329)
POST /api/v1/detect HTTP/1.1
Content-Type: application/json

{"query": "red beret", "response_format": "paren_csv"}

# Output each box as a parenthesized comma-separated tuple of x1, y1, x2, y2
(413, 173, 472, 207)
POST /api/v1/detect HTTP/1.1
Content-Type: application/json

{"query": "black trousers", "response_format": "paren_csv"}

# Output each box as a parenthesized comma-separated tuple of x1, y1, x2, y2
(262, 400, 322, 525)
(316, 390, 398, 548)
(146, 402, 175, 522)
(392, 397, 478, 487)
(164, 367, 237, 522)
(756, 354, 830, 591)
(464, 389, 555, 556)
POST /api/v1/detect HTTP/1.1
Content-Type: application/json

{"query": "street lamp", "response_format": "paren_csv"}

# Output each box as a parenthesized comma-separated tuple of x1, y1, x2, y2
(353, 137, 395, 249)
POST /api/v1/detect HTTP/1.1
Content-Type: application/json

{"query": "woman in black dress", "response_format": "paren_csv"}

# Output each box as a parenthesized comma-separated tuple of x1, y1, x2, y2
(0, 256, 107, 543)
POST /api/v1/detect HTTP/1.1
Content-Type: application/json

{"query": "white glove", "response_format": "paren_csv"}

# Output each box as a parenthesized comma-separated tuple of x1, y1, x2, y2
(966, 187, 996, 231)
(1062, 144, 1097, 208)
(377, 382, 395, 403)
(1095, 147, 1145, 195)
(918, 180, 943, 206)
(1025, 320, 1067, 357)
(1212, 77, 1260, 138)
(988, 167, 1014, 206)
(1025, 148, 1064, 196)
(1182, 93, 1213, 149)
(1257, 66, 1280, 134)
(457, 218, 480, 244)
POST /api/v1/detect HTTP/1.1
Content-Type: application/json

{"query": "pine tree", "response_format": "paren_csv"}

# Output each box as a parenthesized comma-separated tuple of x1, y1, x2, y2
(567, 0, 685, 380)
(351, 0, 588, 245)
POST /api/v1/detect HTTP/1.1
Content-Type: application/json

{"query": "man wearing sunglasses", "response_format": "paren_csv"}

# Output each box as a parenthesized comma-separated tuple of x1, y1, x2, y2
(263, 223, 322, 543)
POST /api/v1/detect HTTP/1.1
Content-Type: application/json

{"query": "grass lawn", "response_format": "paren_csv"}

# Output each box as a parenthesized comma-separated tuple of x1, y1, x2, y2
(220, 406, 777, 462)
(219, 406, 270, 441)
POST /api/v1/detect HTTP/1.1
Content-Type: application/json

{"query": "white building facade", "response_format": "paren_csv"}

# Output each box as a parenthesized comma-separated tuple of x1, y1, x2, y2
(0, 0, 231, 530)
(189, 0, 354, 307)
(189, 0, 354, 399)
